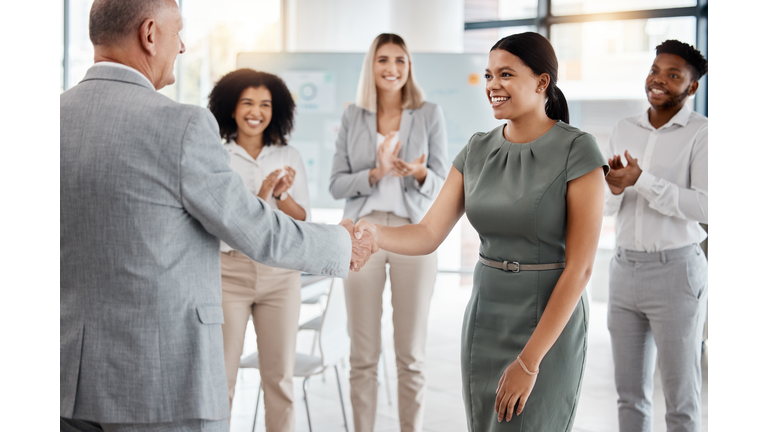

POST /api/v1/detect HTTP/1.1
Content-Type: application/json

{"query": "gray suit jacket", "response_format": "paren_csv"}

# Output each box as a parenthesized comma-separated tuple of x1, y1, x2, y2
(329, 103, 448, 223)
(60, 65, 351, 423)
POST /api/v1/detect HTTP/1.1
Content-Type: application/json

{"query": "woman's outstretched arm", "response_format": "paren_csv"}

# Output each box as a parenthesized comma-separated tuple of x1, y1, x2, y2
(354, 165, 465, 256)
(495, 167, 605, 422)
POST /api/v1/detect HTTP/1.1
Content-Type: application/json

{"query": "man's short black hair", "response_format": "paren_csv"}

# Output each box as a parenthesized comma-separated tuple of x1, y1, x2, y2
(655, 39, 708, 82)
(208, 69, 296, 146)
(89, 0, 165, 46)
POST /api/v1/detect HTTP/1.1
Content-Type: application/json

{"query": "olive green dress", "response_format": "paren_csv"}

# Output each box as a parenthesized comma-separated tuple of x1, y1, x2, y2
(453, 122, 608, 432)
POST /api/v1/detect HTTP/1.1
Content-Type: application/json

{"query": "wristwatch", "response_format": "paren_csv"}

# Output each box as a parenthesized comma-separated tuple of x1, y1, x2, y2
(273, 192, 288, 201)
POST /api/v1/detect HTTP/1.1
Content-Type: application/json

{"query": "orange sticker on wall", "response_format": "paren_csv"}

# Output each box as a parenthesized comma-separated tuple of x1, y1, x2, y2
(468, 73, 480, 86)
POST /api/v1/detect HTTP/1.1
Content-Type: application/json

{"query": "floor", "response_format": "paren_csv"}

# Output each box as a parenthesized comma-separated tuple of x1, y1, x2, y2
(229, 271, 708, 432)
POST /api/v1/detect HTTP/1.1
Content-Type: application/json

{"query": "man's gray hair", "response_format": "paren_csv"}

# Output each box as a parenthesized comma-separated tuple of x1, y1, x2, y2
(89, 0, 167, 46)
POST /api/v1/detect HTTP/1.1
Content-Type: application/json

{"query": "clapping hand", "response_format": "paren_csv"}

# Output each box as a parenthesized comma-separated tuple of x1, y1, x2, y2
(392, 153, 427, 184)
(377, 131, 402, 175)
(605, 150, 642, 195)
(272, 166, 296, 197)
(339, 218, 379, 272)
(257, 169, 282, 201)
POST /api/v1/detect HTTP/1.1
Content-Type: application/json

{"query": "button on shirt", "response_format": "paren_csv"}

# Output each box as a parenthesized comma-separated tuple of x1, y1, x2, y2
(220, 141, 312, 252)
(603, 104, 708, 252)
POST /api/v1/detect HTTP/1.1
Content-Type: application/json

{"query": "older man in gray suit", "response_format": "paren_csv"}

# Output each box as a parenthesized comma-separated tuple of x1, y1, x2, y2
(60, 1, 377, 431)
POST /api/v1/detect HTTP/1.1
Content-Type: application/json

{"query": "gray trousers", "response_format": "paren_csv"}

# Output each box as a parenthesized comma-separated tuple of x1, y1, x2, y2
(608, 244, 707, 432)
(60, 418, 227, 432)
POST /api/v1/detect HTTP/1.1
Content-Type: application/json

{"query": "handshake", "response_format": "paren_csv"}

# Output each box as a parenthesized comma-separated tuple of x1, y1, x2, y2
(339, 218, 379, 272)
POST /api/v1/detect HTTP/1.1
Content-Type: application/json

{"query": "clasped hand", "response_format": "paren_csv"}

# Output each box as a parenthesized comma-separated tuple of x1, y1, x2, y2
(605, 150, 642, 195)
(339, 219, 379, 272)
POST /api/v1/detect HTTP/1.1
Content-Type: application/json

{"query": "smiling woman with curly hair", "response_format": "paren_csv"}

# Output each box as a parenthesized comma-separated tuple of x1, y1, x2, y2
(207, 68, 309, 432)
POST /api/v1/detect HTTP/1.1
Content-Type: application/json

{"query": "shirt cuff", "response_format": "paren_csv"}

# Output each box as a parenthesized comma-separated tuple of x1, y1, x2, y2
(633, 170, 658, 198)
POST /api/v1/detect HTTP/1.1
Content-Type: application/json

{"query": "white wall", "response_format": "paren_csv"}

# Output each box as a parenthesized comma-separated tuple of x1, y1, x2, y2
(286, 0, 463, 52)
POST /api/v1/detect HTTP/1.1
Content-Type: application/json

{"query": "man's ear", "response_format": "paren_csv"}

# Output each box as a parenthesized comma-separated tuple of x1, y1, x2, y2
(139, 18, 157, 56)
(687, 80, 699, 96)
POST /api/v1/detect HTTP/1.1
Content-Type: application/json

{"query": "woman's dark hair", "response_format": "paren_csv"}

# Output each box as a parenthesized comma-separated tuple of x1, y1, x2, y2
(491, 32, 569, 124)
(208, 68, 296, 146)
(655, 39, 708, 82)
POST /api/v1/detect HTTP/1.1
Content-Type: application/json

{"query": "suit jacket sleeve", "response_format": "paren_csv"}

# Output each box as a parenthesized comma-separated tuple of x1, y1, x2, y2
(410, 104, 448, 199)
(329, 106, 375, 200)
(179, 107, 352, 277)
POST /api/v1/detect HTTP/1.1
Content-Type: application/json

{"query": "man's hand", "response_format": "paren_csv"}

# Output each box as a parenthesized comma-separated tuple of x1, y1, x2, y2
(605, 150, 642, 195)
(339, 218, 378, 272)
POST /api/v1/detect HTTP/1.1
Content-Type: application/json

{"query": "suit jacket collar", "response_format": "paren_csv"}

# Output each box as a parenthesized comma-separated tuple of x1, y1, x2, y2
(80, 63, 156, 91)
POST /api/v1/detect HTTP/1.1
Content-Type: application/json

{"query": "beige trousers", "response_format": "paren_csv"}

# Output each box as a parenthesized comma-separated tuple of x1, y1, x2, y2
(344, 211, 438, 432)
(220, 251, 301, 432)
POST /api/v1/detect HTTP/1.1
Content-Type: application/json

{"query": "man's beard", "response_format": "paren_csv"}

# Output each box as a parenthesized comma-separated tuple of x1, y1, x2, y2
(649, 83, 691, 109)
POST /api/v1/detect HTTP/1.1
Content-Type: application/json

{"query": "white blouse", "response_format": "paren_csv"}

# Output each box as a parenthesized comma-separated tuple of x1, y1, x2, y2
(358, 131, 409, 219)
(220, 140, 312, 252)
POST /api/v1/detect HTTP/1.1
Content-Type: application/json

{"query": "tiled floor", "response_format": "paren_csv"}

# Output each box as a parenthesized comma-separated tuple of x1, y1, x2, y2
(229, 272, 707, 432)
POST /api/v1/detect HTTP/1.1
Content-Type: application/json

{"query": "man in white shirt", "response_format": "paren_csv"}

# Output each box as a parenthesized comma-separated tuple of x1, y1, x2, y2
(603, 40, 708, 432)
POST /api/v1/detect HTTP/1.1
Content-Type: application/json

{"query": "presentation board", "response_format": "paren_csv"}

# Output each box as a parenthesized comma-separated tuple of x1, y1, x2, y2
(236, 52, 503, 209)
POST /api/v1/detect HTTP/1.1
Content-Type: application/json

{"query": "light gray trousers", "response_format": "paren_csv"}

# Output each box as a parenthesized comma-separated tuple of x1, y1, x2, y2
(608, 244, 708, 432)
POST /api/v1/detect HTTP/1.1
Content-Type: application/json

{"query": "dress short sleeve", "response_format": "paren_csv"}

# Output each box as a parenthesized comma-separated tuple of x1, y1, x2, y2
(452, 143, 469, 174)
(566, 133, 609, 182)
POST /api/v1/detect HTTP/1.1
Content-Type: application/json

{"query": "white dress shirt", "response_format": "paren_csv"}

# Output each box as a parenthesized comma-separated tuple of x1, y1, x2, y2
(358, 131, 410, 219)
(603, 104, 708, 252)
(220, 141, 312, 252)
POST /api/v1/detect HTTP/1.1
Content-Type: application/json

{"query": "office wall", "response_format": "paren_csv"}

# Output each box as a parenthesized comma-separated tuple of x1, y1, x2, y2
(286, 0, 463, 53)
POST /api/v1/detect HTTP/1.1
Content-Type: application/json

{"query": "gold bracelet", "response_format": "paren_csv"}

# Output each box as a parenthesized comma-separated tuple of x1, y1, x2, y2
(516, 355, 538, 376)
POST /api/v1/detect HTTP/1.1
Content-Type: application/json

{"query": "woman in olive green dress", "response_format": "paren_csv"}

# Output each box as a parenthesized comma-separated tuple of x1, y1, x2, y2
(354, 32, 608, 431)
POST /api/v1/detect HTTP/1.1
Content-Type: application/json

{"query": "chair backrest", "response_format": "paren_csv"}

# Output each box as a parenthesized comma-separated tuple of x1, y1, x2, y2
(318, 279, 350, 367)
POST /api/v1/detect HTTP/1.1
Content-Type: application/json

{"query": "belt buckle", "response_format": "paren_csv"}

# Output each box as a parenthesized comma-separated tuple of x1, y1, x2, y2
(502, 261, 520, 273)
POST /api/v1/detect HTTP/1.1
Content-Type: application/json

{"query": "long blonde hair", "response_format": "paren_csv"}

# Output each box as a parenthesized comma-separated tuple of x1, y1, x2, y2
(355, 33, 425, 112)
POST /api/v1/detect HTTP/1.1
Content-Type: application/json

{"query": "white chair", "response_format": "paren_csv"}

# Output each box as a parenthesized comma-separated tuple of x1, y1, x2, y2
(299, 299, 392, 406)
(240, 279, 350, 432)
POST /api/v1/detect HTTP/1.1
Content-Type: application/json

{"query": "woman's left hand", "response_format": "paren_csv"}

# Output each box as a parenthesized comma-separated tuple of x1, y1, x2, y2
(495, 358, 538, 422)
(392, 154, 427, 183)
(272, 166, 296, 197)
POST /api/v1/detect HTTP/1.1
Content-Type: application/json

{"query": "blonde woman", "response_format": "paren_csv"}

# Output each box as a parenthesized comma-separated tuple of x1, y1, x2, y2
(329, 33, 448, 432)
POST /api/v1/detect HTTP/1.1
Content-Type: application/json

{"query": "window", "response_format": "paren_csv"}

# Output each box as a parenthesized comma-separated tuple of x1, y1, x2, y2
(65, 0, 95, 90)
(61, 0, 283, 107)
(172, 0, 281, 106)
(551, 0, 697, 16)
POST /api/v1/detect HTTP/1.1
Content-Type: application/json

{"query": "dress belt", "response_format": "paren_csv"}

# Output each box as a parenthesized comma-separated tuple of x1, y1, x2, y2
(478, 255, 566, 273)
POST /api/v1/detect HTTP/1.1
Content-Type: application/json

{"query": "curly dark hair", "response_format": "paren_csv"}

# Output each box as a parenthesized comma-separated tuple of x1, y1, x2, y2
(655, 40, 708, 82)
(208, 68, 296, 146)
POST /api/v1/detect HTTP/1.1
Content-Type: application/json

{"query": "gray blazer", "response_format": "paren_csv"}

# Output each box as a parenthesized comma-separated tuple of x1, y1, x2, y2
(60, 65, 351, 423)
(329, 103, 448, 223)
